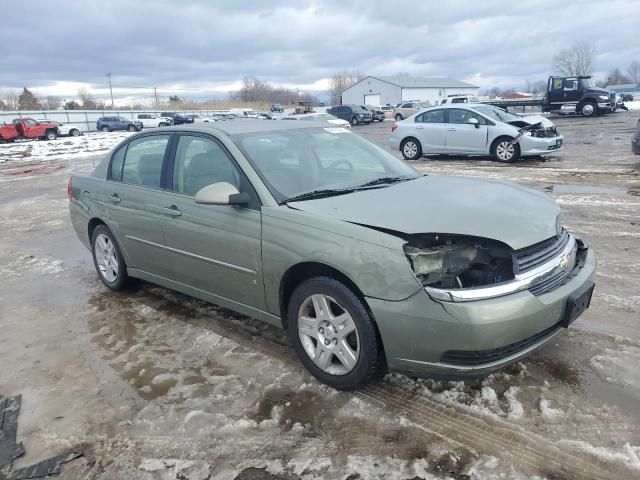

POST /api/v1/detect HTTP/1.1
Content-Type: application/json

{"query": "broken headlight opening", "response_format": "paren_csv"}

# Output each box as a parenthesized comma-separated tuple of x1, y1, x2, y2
(403, 234, 515, 302)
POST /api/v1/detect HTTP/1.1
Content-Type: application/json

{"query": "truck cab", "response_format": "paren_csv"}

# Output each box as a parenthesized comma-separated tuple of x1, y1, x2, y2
(546, 76, 614, 116)
(0, 118, 58, 143)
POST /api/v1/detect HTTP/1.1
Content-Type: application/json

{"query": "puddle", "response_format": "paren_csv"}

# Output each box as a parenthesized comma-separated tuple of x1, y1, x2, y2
(549, 184, 628, 195)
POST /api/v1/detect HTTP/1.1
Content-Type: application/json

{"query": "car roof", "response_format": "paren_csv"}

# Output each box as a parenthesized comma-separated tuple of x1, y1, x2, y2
(155, 119, 334, 135)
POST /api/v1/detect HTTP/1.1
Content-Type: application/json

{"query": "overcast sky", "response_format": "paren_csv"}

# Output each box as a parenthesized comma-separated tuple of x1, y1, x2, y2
(1, 0, 639, 101)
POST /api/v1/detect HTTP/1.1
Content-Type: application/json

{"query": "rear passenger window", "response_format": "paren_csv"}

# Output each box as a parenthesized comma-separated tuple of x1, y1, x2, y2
(415, 109, 445, 123)
(122, 135, 170, 188)
(109, 146, 126, 181)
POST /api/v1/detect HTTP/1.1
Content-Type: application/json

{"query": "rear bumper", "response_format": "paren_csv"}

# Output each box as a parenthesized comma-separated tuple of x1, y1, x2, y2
(368, 247, 596, 379)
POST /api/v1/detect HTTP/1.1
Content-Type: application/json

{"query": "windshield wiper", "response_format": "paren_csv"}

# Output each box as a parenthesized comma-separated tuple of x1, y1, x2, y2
(354, 176, 413, 189)
(285, 188, 354, 203)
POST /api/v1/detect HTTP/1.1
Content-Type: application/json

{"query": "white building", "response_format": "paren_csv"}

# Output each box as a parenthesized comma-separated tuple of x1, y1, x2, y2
(341, 75, 479, 106)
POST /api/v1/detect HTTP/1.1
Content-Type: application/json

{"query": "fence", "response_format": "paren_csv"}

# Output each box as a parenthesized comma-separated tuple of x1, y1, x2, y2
(0, 106, 329, 132)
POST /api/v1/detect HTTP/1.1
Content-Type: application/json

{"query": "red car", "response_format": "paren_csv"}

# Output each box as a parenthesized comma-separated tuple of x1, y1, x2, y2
(0, 118, 59, 143)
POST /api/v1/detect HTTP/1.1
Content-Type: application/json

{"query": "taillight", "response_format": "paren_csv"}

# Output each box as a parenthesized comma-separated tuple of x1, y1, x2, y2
(391, 123, 398, 133)
(67, 177, 72, 200)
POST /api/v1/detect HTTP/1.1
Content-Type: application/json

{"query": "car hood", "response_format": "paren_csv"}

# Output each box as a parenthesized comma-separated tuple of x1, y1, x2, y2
(506, 115, 554, 128)
(288, 176, 560, 250)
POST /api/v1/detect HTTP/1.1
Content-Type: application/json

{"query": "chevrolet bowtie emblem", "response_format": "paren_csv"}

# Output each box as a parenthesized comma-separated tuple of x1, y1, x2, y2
(559, 255, 570, 270)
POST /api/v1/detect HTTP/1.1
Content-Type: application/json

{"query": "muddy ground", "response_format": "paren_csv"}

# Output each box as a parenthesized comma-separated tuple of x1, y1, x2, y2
(1, 112, 639, 479)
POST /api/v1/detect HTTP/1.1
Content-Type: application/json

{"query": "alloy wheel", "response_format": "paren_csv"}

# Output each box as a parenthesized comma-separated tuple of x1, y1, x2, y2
(95, 233, 119, 283)
(496, 141, 515, 161)
(403, 141, 418, 159)
(297, 294, 360, 375)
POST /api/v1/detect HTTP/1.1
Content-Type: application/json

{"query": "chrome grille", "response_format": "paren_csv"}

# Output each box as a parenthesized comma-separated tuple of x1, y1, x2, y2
(516, 229, 571, 273)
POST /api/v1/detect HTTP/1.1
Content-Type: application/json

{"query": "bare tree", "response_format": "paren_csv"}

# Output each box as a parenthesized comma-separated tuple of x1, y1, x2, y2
(553, 41, 595, 76)
(607, 68, 631, 86)
(3, 91, 19, 110)
(328, 70, 362, 105)
(78, 87, 99, 109)
(45, 96, 60, 110)
(18, 87, 41, 110)
(627, 61, 640, 84)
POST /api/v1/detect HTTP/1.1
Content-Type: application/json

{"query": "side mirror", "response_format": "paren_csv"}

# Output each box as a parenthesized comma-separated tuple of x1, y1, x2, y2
(195, 182, 249, 206)
(467, 117, 480, 128)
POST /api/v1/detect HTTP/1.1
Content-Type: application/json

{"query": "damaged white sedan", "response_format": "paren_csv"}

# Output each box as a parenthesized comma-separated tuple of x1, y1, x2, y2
(390, 104, 564, 162)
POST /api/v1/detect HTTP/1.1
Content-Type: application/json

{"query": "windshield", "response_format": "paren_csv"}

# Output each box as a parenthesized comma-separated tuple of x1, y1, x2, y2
(233, 127, 419, 202)
(470, 105, 521, 123)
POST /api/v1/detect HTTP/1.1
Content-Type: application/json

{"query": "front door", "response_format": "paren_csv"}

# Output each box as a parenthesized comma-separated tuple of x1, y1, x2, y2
(444, 108, 489, 153)
(162, 133, 265, 310)
(103, 134, 173, 278)
(413, 109, 447, 153)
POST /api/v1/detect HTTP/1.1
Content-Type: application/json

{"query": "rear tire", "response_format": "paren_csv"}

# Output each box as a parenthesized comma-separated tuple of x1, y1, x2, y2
(491, 137, 521, 162)
(400, 137, 422, 160)
(91, 225, 129, 291)
(127, 125, 137, 132)
(101, 126, 111, 132)
(70, 129, 81, 137)
(287, 277, 385, 390)
(45, 130, 57, 141)
(395, 114, 403, 121)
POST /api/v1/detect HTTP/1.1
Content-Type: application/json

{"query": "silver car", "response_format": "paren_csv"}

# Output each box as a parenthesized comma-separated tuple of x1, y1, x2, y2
(390, 104, 564, 162)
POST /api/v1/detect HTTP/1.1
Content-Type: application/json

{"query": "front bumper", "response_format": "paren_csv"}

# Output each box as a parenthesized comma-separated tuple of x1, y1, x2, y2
(368, 247, 595, 378)
(518, 134, 564, 156)
(597, 102, 614, 112)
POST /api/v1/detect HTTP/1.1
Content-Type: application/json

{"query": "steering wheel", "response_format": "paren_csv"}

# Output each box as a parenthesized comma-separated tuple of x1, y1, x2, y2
(328, 159, 354, 171)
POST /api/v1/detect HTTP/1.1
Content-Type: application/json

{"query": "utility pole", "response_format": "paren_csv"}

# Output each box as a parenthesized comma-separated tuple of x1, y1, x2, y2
(106, 73, 114, 109)
(154, 87, 158, 107)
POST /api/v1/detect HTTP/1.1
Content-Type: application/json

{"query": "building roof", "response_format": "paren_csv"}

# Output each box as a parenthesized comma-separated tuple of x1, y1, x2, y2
(160, 118, 332, 135)
(373, 75, 478, 89)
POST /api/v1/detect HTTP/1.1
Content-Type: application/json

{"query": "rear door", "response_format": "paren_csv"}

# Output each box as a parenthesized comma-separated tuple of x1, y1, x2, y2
(162, 133, 266, 310)
(103, 133, 173, 278)
(413, 109, 447, 153)
(444, 108, 489, 153)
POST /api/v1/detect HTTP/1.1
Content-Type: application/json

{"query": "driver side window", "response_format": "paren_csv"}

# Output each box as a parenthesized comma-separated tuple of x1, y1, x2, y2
(448, 109, 486, 125)
(172, 135, 240, 196)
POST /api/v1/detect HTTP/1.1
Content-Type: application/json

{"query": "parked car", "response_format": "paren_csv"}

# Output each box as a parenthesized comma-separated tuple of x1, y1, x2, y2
(390, 104, 564, 162)
(37, 120, 82, 137)
(392, 101, 431, 121)
(0, 118, 58, 143)
(441, 95, 481, 104)
(326, 105, 372, 125)
(633, 118, 640, 155)
(96, 116, 143, 133)
(363, 105, 385, 122)
(281, 112, 351, 128)
(622, 94, 634, 102)
(68, 120, 595, 390)
(160, 112, 194, 125)
(135, 113, 173, 128)
(271, 104, 284, 113)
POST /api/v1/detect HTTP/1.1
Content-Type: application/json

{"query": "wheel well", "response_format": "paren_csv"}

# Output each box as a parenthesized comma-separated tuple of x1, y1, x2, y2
(279, 262, 367, 329)
(490, 135, 515, 152)
(88, 218, 106, 242)
(401, 136, 421, 148)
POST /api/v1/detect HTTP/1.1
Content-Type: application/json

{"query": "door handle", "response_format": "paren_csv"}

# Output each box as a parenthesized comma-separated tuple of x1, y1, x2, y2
(415, 125, 424, 129)
(108, 193, 121, 203)
(162, 205, 182, 216)
(447, 128, 457, 131)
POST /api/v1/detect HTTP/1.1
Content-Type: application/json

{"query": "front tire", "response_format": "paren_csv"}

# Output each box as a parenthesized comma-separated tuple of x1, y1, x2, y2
(101, 126, 111, 132)
(158, 122, 167, 127)
(45, 130, 57, 141)
(395, 114, 403, 121)
(127, 125, 137, 132)
(287, 277, 385, 390)
(492, 137, 521, 162)
(400, 137, 422, 160)
(579, 101, 597, 117)
(91, 225, 129, 291)
(351, 116, 359, 126)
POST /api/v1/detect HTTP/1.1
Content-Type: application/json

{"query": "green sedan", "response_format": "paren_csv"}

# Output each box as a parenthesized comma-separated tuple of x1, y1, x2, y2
(68, 120, 596, 390)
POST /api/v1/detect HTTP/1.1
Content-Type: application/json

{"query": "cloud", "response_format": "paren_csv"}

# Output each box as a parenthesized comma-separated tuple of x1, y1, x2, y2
(1, 0, 638, 99)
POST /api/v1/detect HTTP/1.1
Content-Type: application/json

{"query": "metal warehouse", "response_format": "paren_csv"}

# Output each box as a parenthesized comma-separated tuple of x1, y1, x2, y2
(341, 75, 479, 106)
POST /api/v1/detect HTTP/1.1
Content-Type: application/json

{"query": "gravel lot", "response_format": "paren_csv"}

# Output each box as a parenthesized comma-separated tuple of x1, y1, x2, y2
(1, 111, 639, 479)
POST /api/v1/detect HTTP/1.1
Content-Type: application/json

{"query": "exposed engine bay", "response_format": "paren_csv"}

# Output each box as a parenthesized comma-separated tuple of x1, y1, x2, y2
(508, 120, 559, 138)
(403, 234, 515, 289)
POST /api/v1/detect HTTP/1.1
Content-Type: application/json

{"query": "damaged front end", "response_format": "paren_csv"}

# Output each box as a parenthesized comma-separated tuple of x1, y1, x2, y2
(509, 120, 559, 139)
(403, 234, 515, 301)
